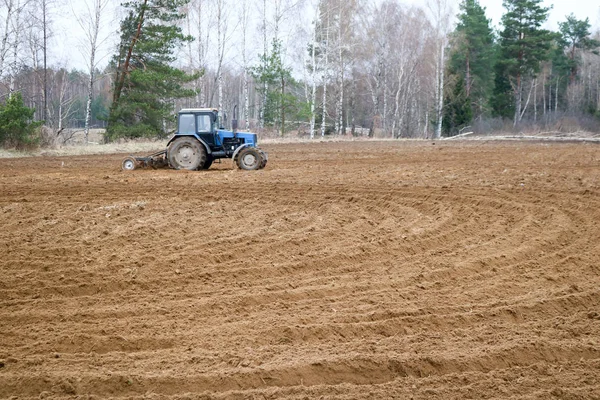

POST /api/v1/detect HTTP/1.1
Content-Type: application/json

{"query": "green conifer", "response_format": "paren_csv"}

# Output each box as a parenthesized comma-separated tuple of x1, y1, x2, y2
(447, 0, 495, 121)
(107, 0, 199, 141)
(493, 0, 553, 126)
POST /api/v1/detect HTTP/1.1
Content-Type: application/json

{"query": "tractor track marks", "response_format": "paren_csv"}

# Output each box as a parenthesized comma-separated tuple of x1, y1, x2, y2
(1, 344, 599, 398)
(1, 141, 600, 399)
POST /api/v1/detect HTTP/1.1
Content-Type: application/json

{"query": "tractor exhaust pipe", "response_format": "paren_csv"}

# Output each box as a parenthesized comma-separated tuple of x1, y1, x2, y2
(232, 105, 238, 135)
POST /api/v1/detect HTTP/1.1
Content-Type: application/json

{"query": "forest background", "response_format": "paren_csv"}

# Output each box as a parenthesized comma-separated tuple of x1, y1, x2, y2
(0, 0, 599, 148)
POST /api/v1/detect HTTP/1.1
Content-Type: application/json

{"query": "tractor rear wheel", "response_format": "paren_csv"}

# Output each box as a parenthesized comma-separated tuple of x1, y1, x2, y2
(236, 147, 262, 170)
(200, 155, 214, 170)
(167, 137, 206, 170)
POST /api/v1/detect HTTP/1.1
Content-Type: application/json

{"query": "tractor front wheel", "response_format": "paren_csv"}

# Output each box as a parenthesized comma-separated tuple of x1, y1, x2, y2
(236, 147, 263, 170)
(259, 149, 268, 169)
(167, 137, 206, 170)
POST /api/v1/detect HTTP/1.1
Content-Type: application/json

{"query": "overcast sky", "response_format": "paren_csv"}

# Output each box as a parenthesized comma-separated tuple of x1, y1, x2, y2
(53, 0, 600, 72)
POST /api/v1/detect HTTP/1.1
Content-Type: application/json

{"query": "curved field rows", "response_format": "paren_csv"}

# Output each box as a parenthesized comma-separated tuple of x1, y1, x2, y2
(1, 140, 600, 399)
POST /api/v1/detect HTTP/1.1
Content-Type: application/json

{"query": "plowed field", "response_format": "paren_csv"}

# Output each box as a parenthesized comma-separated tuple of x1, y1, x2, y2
(1, 140, 600, 399)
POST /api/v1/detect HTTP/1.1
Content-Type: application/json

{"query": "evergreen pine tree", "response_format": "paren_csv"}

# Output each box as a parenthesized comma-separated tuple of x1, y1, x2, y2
(447, 0, 495, 123)
(558, 14, 600, 83)
(107, 0, 199, 141)
(491, 46, 515, 118)
(251, 39, 297, 137)
(0, 93, 43, 149)
(443, 74, 473, 136)
(547, 39, 571, 113)
(493, 0, 553, 126)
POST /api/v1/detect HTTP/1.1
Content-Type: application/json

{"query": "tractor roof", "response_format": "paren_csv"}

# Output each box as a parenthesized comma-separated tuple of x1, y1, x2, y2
(179, 108, 218, 114)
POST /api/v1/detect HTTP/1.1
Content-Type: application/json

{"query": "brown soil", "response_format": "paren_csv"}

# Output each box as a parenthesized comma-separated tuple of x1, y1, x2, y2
(1, 140, 600, 399)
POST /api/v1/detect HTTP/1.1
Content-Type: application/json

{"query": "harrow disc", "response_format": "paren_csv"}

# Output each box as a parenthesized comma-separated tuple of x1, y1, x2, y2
(122, 156, 138, 171)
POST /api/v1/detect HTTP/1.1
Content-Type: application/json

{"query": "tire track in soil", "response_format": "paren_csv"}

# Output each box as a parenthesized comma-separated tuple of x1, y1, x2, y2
(1, 141, 600, 399)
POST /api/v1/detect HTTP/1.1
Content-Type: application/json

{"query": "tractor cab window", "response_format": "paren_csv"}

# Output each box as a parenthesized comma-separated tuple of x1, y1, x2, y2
(178, 114, 195, 134)
(197, 114, 212, 133)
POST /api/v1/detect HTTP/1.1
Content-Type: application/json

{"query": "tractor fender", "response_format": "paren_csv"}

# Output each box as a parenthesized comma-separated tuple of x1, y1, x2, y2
(231, 143, 254, 165)
(167, 135, 212, 155)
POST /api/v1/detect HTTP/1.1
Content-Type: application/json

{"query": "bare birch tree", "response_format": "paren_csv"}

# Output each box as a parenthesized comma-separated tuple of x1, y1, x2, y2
(0, 0, 14, 79)
(361, 1, 389, 137)
(38, 0, 52, 121)
(9, 0, 29, 97)
(187, 0, 212, 106)
(427, 0, 452, 139)
(320, 2, 329, 138)
(259, 0, 267, 128)
(333, 0, 356, 136)
(213, 0, 228, 115)
(45, 68, 77, 141)
(240, 0, 249, 129)
(309, 0, 320, 139)
(390, 7, 427, 138)
(73, 0, 110, 144)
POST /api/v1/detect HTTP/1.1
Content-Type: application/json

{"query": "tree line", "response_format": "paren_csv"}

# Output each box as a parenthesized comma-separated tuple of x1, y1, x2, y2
(0, 0, 599, 148)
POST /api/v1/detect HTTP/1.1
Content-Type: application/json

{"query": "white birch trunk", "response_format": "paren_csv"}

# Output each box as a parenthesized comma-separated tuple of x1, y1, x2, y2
(555, 77, 559, 113)
(320, 6, 329, 138)
(434, 42, 444, 139)
(392, 83, 400, 138)
(335, 0, 343, 135)
(338, 0, 348, 135)
(78, 0, 106, 145)
(369, 53, 382, 137)
(184, 6, 197, 109)
(336, 86, 343, 134)
(216, 0, 225, 117)
(309, 0, 319, 140)
(392, 62, 407, 138)
(42, 0, 48, 121)
(58, 77, 64, 132)
(383, 63, 387, 134)
(50, 70, 77, 142)
(241, 0, 249, 129)
(416, 80, 422, 137)
(542, 70, 546, 115)
(350, 78, 356, 136)
(196, 0, 207, 106)
(513, 75, 521, 127)
(260, 0, 267, 129)
(217, 0, 222, 113)
(520, 78, 535, 120)
(428, 0, 450, 140)
(0, 0, 14, 78)
(533, 78, 537, 122)
(597, 73, 600, 113)
(549, 72, 552, 113)
(334, 83, 340, 134)
(9, 0, 21, 96)
(424, 105, 429, 138)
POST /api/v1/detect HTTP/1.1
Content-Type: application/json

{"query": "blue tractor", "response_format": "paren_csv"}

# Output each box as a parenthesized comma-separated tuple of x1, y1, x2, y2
(121, 108, 267, 171)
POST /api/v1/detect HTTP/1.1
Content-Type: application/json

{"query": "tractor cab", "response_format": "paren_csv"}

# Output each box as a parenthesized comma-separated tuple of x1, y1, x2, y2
(176, 108, 219, 148)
